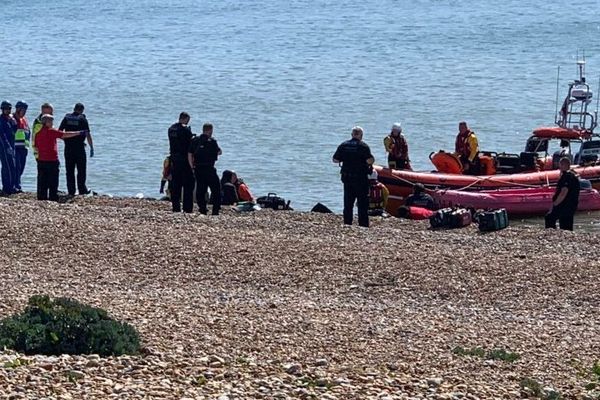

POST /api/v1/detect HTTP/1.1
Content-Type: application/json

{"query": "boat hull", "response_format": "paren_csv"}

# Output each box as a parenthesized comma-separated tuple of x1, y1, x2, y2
(375, 165, 600, 216)
(432, 187, 600, 216)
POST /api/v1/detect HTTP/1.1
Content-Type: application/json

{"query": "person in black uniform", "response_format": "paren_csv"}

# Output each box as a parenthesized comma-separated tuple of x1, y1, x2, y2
(545, 157, 581, 231)
(332, 126, 375, 227)
(59, 103, 94, 195)
(168, 112, 195, 213)
(188, 123, 222, 215)
(404, 183, 435, 210)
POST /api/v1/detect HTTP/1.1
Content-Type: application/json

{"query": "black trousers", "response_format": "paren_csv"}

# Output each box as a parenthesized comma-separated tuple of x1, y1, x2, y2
(37, 160, 60, 201)
(343, 180, 369, 227)
(545, 207, 575, 231)
(195, 167, 221, 215)
(65, 145, 88, 195)
(170, 159, 195, 213)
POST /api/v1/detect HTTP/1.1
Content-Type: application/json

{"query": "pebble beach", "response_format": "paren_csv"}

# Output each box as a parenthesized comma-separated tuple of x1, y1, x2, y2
(0, 195, 599, 399)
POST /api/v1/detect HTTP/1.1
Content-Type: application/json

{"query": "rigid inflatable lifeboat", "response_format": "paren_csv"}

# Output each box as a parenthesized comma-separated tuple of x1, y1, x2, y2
(376, 164, 600, 216)
(431, 186, 600, 216)
(377, 58, 600, 217)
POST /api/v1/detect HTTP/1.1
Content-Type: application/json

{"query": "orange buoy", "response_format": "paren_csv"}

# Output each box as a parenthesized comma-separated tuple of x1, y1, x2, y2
(430, 151, 463, 174)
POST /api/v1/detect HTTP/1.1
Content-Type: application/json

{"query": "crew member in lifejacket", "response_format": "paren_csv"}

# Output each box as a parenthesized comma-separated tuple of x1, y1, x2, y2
(13, 101, 30, 192)
(367, 170, 389, 216)
(454, 121, 480, 175)
(404, 183, 435, 210)
(383, 123, 411, 170)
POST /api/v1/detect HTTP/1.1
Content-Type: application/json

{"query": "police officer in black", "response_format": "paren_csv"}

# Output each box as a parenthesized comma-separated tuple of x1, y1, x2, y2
(188, 123, 222, 215)
(545, 157, 581, 231)
(59, 103, 94, 195)
(168, 112, 195, 213)
(332, 126, 375, 227)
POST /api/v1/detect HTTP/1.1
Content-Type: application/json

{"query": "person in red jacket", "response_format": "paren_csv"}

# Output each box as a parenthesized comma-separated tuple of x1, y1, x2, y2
(35, 114, 87, 201)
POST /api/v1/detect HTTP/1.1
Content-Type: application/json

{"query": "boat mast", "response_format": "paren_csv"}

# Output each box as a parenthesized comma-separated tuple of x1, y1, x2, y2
(554, 66, 560, 126)
(556, 55, 597, 134)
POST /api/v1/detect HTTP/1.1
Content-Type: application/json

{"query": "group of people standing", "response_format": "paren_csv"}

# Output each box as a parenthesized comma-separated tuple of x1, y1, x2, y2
(0, 101, 94, 201)
(166, 112, 253, 215)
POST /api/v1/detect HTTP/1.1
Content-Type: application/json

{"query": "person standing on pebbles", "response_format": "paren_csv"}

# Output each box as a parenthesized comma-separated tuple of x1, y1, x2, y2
(59, 103, 94, 196)
(333, 126, 375, 227)
(167, 112, 195, 213)
(188, 123, 222, 215)
(545, 157, 580, 231)
(35, 114, 88, 201)
(13, 101, 31, 193)
(0, 101, 17, 195)
(32, 103, 54, 160)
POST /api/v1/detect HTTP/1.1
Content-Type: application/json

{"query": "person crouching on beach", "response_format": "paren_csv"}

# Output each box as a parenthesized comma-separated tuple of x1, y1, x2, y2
(367, 170, 389, 216)
(35, 114, 88, 201)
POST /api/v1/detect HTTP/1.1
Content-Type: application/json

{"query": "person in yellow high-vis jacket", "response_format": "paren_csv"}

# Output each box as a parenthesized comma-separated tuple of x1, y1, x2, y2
(13, 101, 30, 192)
(31, 103, 54, 161)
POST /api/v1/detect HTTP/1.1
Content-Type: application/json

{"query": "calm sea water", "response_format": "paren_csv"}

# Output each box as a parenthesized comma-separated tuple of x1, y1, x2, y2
(2, 0, 600, 215)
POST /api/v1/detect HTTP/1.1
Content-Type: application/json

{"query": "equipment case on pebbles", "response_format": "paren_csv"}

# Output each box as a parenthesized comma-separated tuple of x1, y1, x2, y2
(478, 209, 509, 231)
(449, 208, 472, 228)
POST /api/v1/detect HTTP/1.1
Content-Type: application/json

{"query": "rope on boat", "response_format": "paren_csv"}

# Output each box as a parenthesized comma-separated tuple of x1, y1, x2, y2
(387, 171, 550, 194)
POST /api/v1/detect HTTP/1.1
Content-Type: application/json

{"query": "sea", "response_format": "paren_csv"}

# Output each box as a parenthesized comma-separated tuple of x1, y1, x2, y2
(2, 0, 600, 222)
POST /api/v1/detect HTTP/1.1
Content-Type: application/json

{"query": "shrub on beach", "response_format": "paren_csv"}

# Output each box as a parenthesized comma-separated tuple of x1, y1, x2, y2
(0, 295, 140, 356)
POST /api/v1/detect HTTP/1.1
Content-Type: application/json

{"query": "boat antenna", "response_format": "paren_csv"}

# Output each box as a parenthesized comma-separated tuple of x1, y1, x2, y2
(554, 66, 560, 123)
(596, 74, 600, 125)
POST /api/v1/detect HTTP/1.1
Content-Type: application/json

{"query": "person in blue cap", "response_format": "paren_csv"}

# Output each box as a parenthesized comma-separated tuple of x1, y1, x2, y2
(0, 101, 17, 195)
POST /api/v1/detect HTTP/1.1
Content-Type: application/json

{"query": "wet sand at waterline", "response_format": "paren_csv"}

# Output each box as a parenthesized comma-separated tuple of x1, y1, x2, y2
(0, 195, 599, 398)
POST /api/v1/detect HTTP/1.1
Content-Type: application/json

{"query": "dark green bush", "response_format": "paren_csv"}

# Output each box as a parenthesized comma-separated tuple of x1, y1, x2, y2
(0, 295, 140, 356)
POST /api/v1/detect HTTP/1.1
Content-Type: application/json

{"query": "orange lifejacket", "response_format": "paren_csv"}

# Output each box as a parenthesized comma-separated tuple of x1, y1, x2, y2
(385, 134, 408, 159)
(369, 184, 385, 209)
(238, 183, 254, 202)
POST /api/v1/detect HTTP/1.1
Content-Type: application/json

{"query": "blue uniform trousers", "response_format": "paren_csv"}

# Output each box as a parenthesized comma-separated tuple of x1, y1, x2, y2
(15, 146, 27, 191)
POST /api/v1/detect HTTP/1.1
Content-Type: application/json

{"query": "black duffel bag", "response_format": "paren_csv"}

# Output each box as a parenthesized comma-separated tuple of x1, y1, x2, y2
(256, 193, 291, 210)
